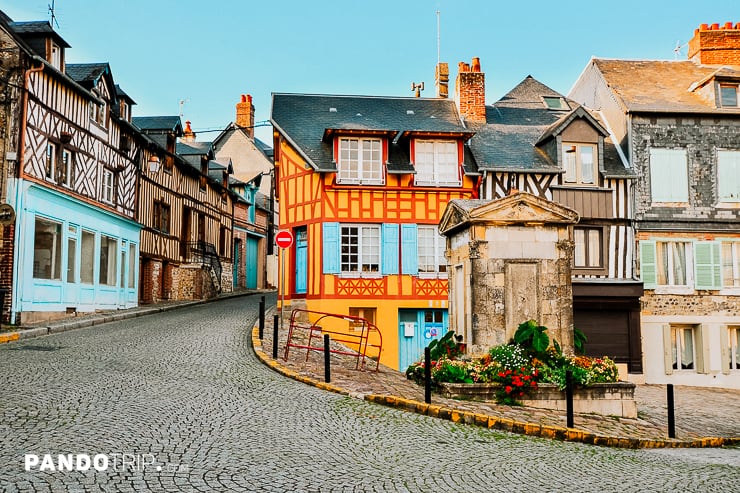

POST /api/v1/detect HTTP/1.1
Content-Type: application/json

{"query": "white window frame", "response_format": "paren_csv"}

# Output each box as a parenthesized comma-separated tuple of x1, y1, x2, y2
(649, 148, 689, 203)
(46, 142, 57, 180)
(414, 140, 461, 187)
(340, 224, 381, 277)
(573, 227, 603, 269)
(563, 143, 597, 185)
(101, 168, 115, 204)
(671, 325, 697, 371)
(717, 150, 740, 202)
(729, 326, 740, 371)
(417, 226, 447, 278)
(99, 235, 118, 286)
(33, 216, 63, 280)
(61, 149, 73, 187)
(719, 84, 739, 108)
(336, 138, 383, 185)
(655, 241, 693, 292)
(721, 241, 740, 289)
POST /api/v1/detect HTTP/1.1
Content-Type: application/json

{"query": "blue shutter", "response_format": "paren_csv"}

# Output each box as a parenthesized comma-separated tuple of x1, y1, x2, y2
(381, 223, 399, 275)
(639, 240, 657, 289)
(401, 224, 418, 275)
(323, 222, 340, 274)
(694, 241, 721, 290)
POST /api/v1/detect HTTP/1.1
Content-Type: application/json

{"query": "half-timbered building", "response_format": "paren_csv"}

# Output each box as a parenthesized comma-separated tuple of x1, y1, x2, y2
(230, 175, 270, 290)
(271, 92, 479, 370)
(454, 60, 642, 374)
(569, 22, 740, 388)
(2, 16, 141, 324)
(133, 117, 235, 303)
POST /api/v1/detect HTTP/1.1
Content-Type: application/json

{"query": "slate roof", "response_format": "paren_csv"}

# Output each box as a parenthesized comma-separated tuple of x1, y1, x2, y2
(469, 76, 631, 178)
(9, 20, 69, 47)
(65, 63, 110, 89)
(271, 93, 475, 173)
(115, 84, 136, 105)
(133, 116, 183, 133)
(176, 141, 213, 156)
(590, 58, 740, 114)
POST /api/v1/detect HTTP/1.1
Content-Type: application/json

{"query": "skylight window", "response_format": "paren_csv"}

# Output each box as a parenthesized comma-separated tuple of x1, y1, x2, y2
(720, 84, 738, 107)
(543, 96, 568, 110)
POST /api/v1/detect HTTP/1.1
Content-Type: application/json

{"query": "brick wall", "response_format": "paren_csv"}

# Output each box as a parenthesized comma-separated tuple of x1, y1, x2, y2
(455, 59, 486, 123)
(0, 225, 15, 323)
(688, 23, 740, 65)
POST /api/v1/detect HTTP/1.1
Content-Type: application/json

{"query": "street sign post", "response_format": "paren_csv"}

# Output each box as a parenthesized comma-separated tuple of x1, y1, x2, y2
(275, 230, 294, 334)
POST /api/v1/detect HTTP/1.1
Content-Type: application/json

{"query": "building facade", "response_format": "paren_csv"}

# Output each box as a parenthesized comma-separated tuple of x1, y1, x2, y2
(569, 23, 740, 388)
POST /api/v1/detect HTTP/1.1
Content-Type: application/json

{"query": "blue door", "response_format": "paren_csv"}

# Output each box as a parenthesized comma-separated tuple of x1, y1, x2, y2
(398, 309, 449, 371)
(246, 237, 258, 289)
(295, 227, 307, 294)
(233, 240, 240, 288)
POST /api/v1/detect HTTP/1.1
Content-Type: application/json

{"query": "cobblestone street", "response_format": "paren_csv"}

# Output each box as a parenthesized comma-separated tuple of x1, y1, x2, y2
(0, 295, 738, 492)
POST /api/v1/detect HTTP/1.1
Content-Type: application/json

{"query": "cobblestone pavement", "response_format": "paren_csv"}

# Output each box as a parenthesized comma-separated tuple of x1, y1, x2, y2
(0, 296, 737, 492)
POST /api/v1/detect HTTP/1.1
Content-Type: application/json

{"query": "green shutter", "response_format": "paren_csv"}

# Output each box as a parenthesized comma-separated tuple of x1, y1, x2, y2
(694, 242, 721, 290)
(401, 224, 418, 275)
(650, 149, 688, 202)
(381, 223, 399, 275)
(322, 222, 340, 274)
(639, 240, 657, 289)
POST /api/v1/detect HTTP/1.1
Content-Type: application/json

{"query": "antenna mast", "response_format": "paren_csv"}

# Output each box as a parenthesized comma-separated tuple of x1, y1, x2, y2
(436, 10, 441, 66)
(48, 0, 59, 28)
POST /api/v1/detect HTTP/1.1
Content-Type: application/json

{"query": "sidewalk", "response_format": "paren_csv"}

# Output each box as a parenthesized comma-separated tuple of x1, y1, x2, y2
(0, 289, 272, 345)
(251, 308, 740, 449)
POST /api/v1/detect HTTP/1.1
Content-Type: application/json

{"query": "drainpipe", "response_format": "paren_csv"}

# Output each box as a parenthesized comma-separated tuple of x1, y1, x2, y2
(10, 59, 44, 324)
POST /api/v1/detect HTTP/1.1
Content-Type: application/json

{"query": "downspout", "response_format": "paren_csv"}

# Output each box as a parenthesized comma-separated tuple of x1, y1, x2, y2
(10, 60, 44, 324)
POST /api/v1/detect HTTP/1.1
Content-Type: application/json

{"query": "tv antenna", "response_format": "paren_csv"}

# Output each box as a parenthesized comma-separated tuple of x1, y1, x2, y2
(178, 98, 189, 118)
(48, 0, 59, 28)
(673, 40, 687, 59)
(437, 10, 441, 66)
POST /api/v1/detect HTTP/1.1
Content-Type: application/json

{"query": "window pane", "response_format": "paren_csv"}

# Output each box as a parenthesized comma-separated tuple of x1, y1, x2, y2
(580, 146, 594, 184)
(120, 250, 126, 289)
(66, 237, 76, 283)
(720, 85, 738, 107)
(721, 242, 739, 287)
(81, 231, 95, 283)
(129, 244, 136, 289)
(415, 142, 435, 183)
(671, 328, 678, 369)
(341, 226, 359, 272)
(718, 151, 740, 201)
(672, 243, 687, 285)
(650, 149, 688, 202)
(563, 145, 577, 182)
(587, 228, 601, 266)
(33, 217, 62, 280)
(46, 143, 56, 179)
(574, 228, 585, 266)
(733, 327, 740, 369)
(361, 226, 380, 272)
(681, 329, 694, 370)
(99, 236, 117, 285)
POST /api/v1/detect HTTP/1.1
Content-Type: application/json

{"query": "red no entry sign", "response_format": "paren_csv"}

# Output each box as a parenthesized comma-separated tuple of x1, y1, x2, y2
(275, 230, 294, 249)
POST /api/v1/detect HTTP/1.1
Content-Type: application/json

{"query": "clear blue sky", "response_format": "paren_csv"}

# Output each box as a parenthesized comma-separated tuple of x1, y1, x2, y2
(3, 0, 739, 144)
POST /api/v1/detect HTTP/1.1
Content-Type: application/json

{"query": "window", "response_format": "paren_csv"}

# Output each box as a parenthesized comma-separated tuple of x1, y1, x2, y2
(89, 101, 106, 127)
(81, 230, 95, 284)
(66, 225, 77, 283)
(33, 217, 62, 280)
(729, 327, 740, 371)
(348, 307, 376, 331)
(414, 140, 460, 186)
(417, 226, 447, 276)
(153, 201, 170, 234)
(119, 245, 127, 291)
(543, 96, 568, 110)
(649, 149, 688, 202)
(671, 325, 696, 371)
(46, 142, 57, 180)
(563, 143, 596, 185)
(340, 225, 380, 275)
(656, 241, 691, 286)
(717, 150, 740, 201)
(128, 243, 137, 289)
(60, 149, 73, 187)
(101, 169, 115, 203)
(574, 227, 603, 268)
(99, 235, 117, 286)
(337, 138, 383, 184)
(219, 226, 227, 257)
(50, 43, 61, 69)
(721, 241, 740, 288)
(720, 84, 738, 107)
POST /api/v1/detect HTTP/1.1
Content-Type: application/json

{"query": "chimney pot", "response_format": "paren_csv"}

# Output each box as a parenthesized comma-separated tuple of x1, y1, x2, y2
(736, 22, 740, 30)
(241, 94, 247, 102)
(471, 57, 481, 72)
(700, 23, 709, 30)
(711, 23, 720, 30)
(247, 94, 253, 103)
(724, 22, 734, 29)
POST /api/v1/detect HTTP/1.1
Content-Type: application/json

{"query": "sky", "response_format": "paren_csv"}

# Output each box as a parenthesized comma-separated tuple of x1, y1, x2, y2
(3, 0, 739, 144)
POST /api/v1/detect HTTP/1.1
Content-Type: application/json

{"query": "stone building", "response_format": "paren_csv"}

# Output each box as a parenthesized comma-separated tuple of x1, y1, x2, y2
(569, 22, 740, 388)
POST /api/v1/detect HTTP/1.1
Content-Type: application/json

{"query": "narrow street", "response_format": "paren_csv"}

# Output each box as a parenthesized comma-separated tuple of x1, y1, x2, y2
(0, 295, 737, 492)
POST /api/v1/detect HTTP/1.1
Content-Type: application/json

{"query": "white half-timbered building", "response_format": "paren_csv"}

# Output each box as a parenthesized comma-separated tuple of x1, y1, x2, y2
(3, 18, 141, 324)
(449, 61, 642, 373)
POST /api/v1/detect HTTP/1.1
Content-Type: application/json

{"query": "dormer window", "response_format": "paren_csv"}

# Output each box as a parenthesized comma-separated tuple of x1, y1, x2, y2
(337, 137, 383, 185)
(120, 101, 130, 122)
(563, 143, 597, 185)
(543, 96, 568, 110)
(89, 101, 106, 128)
(50, 43, 61, 70)
(720, 84, 739, 107)
(414, 140, 460, 187)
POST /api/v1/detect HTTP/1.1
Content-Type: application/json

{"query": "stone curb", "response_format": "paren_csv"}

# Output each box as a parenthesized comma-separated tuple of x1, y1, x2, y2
(0, 290, 268, 346)
(249, 325, 740, 449)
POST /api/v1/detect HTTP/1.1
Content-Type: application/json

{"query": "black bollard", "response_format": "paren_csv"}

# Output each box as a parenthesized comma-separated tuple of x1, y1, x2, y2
(566, 370, 574, 428)
(258, 297, 265, 340)
(667, 384, 675, 439)
(424, 347, 432, 404)
(272, 314, 279, 359)
(324, 334, 331, 383)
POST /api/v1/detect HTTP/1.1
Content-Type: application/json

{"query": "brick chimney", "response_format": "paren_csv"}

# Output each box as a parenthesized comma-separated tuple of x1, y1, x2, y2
(688, 22, 740, 65)
(435, 62, 449, 98)
(454, 57, 486, 123)
(182, 120, 196, 142)
(236, 94, 255, 139)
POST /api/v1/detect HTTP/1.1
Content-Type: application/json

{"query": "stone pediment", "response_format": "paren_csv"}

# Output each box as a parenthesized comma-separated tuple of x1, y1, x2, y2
(439, 192, 578, 235)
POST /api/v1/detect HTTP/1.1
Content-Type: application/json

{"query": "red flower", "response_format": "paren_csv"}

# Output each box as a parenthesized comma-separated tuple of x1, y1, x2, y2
(505, 385, 513, 394)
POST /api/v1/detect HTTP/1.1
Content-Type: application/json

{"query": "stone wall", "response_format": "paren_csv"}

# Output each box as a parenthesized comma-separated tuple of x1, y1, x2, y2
(641, 291, 740, 316)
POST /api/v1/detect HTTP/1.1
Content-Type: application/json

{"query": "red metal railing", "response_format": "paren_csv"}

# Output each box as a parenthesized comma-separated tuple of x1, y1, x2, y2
(283, 309, 383, 371)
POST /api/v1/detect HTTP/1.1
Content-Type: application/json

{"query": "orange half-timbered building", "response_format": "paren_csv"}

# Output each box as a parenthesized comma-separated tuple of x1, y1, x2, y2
(271, 94, 479, 369)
